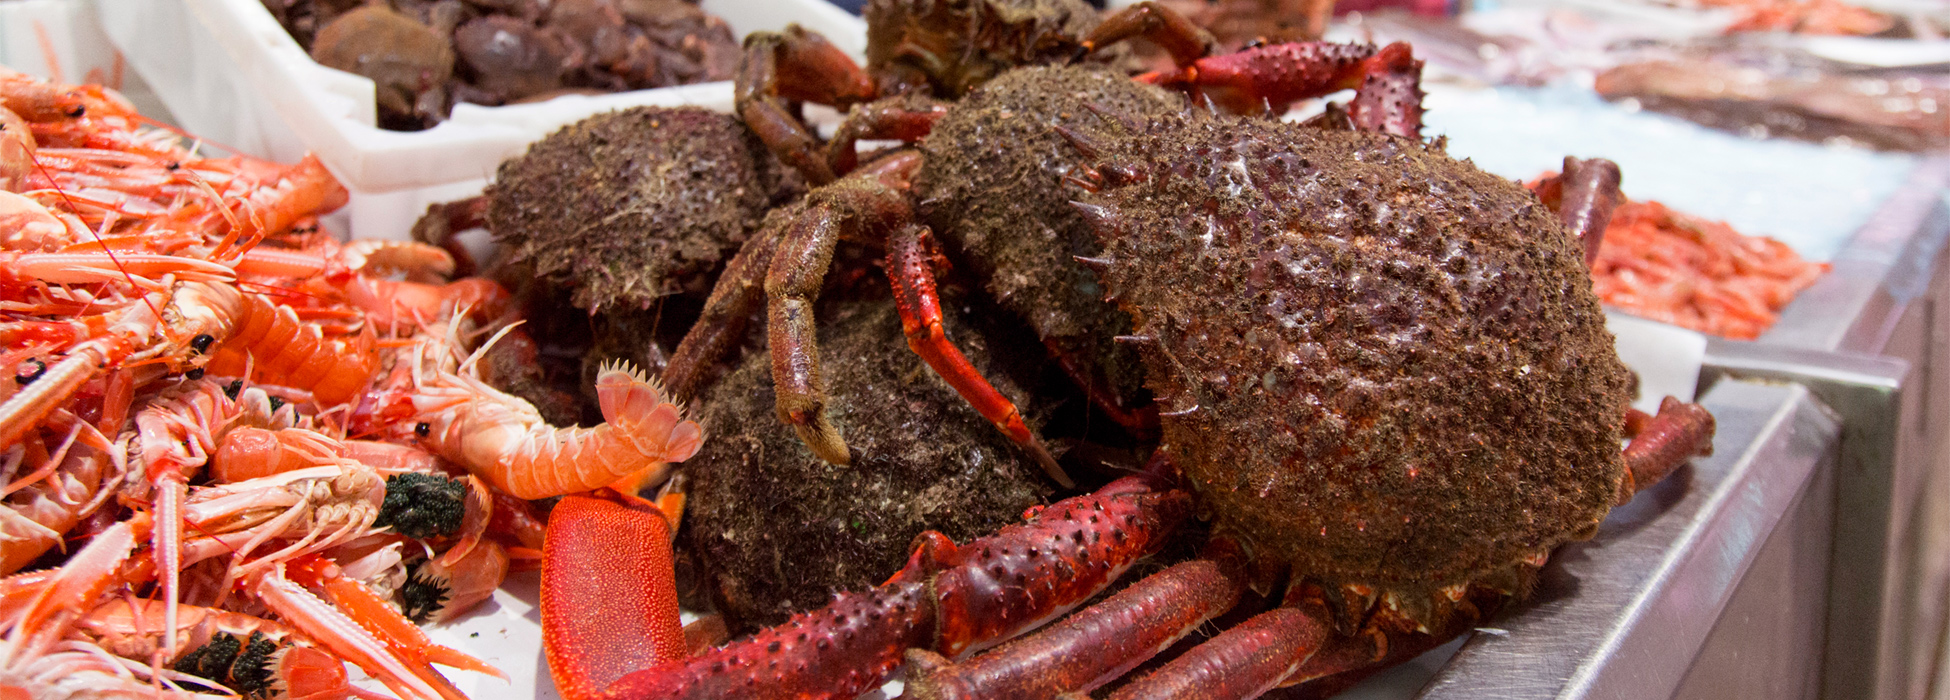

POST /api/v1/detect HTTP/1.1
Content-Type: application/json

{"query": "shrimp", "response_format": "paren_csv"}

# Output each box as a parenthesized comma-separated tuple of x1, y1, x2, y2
(238, 239, 513, 334)
(121, 376, 352, 659)
(0, 106, 34, 193)
(0, 280, 235, 453)
(408, 326, 703, 500)
(0, 410, 123, 575)
(0, 193, 66, 252)
(1528, 176, 1830, 340)
(212, 426, 346, 483)
(0, 517, 166, 698)
(182, 463, 387, 587)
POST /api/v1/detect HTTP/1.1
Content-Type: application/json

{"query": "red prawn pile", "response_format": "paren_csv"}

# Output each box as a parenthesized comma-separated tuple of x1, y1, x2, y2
(0, 70, 701, 700)
(1707, 0, 1896, 35)
(1589, 199, 1828, 340)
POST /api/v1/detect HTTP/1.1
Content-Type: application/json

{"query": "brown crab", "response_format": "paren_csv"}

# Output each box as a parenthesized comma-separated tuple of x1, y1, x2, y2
(891, 111, 1715, 700)
(309, 4, 456, 130)
(682, 295, 1059, 628)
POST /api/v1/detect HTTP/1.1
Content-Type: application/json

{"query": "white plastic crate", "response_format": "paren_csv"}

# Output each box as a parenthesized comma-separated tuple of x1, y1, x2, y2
(96, 0, 864, 238)
(0, 0, 170, 117)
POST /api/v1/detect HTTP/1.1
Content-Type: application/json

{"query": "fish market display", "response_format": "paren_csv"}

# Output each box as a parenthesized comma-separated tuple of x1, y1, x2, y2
(0, 68, 702, 699)
(5, 1, 1741, 697)
(529, 2, 1717, 699)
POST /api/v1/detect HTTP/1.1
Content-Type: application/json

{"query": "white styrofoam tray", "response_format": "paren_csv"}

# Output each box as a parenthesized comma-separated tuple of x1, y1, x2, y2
(95, 0, 864, 238)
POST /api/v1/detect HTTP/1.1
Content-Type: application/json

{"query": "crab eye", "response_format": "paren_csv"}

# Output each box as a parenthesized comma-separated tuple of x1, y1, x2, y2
(14, 358, 46, 385)
(415, 422, 431, 438)
(190, 334, 216, 354)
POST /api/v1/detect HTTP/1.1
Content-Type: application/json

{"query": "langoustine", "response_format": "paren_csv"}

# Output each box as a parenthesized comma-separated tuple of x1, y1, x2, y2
(0, 69, 703, 700)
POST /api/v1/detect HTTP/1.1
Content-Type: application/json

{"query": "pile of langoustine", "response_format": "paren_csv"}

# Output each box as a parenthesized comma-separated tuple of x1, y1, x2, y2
(1531, 171, 1828, 340)
(0, 68, 701, 699)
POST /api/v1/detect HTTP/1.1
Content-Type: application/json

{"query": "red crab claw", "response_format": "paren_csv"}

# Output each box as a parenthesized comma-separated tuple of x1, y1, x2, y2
(540, 491, 688, 700)
(1138, 41, 1426, 137)
(540, 476, 1190, 700)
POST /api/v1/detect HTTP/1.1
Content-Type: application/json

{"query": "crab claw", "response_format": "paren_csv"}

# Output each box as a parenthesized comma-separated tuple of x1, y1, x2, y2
(541, 493, 688, 700)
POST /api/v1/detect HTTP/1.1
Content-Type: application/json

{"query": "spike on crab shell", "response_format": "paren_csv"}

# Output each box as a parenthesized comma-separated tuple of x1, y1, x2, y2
(1052, 124, 1104, 160)
(1069, 201, 1125, 238)
(1081, 101, 1142, 132)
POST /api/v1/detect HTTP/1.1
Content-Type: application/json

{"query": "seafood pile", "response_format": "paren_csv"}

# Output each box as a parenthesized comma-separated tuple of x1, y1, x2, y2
(6, 1, 1732, 698)
(1592, 199, 1829, 339)
(0, 66, 703, 699)
(263, 0, 742, 130)
(1706, 0, 1898, 35)
(1531, 163, 1827, 339)
(445, 2, 1715, 699)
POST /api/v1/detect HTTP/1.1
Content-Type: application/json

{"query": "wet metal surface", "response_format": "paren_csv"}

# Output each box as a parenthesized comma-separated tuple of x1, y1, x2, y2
(1418, 379, 1840, 699)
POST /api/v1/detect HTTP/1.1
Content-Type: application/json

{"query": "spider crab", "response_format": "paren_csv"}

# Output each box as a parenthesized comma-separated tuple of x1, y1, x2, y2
(533, 2, 1717, 699)
(664, 0, 1429, 488)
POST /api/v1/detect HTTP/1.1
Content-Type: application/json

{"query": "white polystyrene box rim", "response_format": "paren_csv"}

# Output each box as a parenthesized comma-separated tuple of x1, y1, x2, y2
(156, 0, 863, 193)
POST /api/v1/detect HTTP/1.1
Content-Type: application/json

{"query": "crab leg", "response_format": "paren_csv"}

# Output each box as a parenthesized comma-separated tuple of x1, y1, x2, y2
(750, 151, 1067, 479)
(888, 224, 1072, 487)
(903, 555, 1246, 699)
(1532, 156, 1625, 265)
(663, 218, 785, 403)
(763, 160, 912, 466)
(736, 26, 878, 185)
(1275, 595, 1493, 697)
(1080, 2, 1219, 66)
(923, 398, 1715, 700)
(825, 96, 950, 176)
(588, 477, 1190, 699)
(1616, 396, 1716, 504)
(1104, 597, 1335, 699)
(1133, 38, 1426, 136)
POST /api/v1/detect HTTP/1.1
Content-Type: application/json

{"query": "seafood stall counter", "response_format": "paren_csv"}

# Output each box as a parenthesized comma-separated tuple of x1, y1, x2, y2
(1388, 114, 1950, 698)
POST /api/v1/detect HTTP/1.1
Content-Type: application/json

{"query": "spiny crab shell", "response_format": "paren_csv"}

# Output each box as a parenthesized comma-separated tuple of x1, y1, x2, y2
(1078, 113, 1634, 603)
(915, 65, 1185, 419)
(488, 106, 798, 310)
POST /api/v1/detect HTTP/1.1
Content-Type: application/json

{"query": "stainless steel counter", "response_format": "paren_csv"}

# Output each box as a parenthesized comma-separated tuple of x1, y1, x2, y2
(1745, 157, 1950, 700)
(1418, 378, 1842, 699)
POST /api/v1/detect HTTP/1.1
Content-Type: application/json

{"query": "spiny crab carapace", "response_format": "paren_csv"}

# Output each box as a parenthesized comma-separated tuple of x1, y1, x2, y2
(667, 0, 1431, 488)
